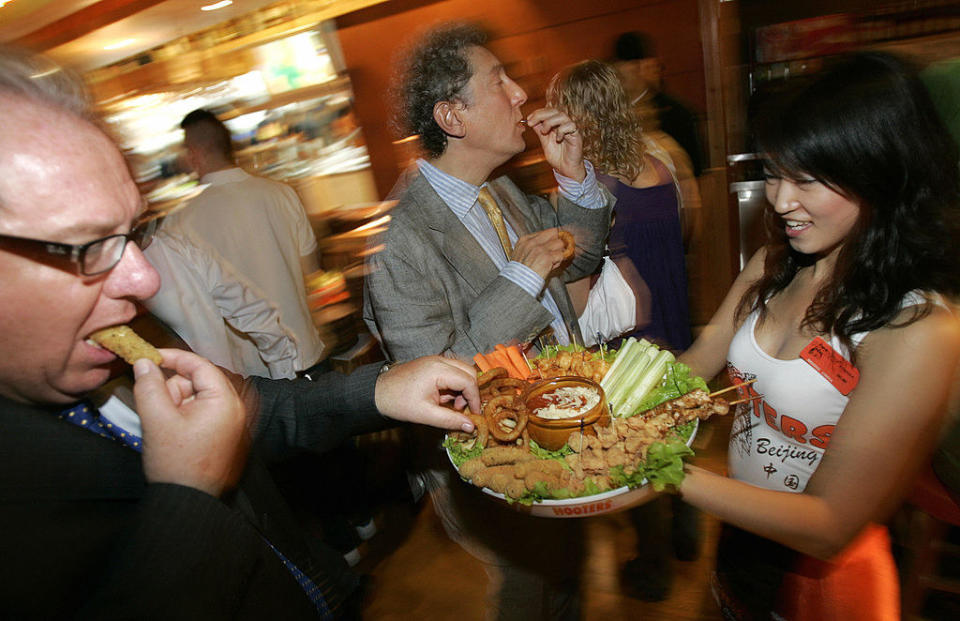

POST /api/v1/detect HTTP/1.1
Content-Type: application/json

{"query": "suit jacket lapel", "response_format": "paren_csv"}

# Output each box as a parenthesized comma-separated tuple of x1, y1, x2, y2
(407, 175, 499, 297)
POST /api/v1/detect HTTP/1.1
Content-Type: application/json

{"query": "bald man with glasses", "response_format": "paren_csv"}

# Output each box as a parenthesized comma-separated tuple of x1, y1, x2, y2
(0, 47, 480, 619)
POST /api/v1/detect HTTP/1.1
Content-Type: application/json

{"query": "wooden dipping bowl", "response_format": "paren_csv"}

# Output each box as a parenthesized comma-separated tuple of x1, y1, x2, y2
(523, 376, 610, 451)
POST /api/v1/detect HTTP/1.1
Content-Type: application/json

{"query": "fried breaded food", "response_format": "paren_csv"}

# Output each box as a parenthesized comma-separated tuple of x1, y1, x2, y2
(480, 445, 538, 466)
(525, 470, 584, 495)
(513, 458, 567, 478)
(459, 457, 487, 479)
(471, 465, 519, 493)
(90, 325, 162, 365)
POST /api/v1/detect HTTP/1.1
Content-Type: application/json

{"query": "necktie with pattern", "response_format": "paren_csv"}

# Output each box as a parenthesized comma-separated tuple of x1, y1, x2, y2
(59, 400, 144, 451)
(477, 186, 513, 260)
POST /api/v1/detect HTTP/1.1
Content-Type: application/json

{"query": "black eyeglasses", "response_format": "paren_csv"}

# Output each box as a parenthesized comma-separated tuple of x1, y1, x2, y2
(0, 216, 159, 276)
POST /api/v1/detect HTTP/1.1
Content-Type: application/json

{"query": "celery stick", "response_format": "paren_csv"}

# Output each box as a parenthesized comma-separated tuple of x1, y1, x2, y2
(600, 337, 635, 393)
(608, 344, 657, 409)
(615, 349, 675, 417)
(601, 337, 644, 395)
(604, 340, 649, 406)
(613, 339, 652, 391)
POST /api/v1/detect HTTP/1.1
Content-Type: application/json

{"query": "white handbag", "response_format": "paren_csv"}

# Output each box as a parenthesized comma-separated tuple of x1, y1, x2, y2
(577, 256, 637, 346)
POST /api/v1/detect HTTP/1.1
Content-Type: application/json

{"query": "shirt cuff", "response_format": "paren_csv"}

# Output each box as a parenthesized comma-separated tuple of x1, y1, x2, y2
(500, 261, 546, 299)
(554, 159, 605, 209)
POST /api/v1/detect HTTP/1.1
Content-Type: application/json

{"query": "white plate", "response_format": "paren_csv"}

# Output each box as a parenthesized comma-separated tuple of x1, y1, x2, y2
(446, 419, 698, 518)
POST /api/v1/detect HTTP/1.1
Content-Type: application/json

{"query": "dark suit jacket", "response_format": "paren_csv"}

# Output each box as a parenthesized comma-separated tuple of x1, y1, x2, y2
(362, 173, 612, 362)
(0, 364, 387, 619)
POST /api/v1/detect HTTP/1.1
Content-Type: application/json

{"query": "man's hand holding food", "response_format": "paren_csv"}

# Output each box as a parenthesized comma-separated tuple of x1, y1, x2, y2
(512, 228, 575, 279)
(525, 107, 586, 182)
(133, 349, 250, 498)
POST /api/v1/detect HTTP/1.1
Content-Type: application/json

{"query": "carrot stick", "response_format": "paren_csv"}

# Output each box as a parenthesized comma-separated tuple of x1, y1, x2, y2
(488, 349, 520, 378)
(505, 344, 530, 379)
(473, 352, 491, 373)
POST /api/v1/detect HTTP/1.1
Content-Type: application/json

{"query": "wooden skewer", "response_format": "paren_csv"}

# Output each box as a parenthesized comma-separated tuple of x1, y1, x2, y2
(709, 378, 758, 398)
(522, 348, 544, 380)
(728, 394, 763, 406)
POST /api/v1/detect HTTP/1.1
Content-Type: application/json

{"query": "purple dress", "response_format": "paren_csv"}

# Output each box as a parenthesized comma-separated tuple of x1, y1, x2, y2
(600, 171, 692, 351)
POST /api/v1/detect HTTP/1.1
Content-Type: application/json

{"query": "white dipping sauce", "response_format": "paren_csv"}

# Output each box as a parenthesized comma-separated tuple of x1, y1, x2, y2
(532, 386, 600, 420)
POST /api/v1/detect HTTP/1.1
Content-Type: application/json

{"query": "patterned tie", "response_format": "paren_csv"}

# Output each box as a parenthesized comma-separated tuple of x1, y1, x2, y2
(59, 400, 143, 451)
(477, 186, 513, 260)
(58, 400, 333, 619)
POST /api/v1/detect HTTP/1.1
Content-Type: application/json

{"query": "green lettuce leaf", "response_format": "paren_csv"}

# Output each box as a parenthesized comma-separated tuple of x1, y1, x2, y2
(442, 435, 484, 468)
(528, 439, 574, 462)
(641, 438, 694, 492)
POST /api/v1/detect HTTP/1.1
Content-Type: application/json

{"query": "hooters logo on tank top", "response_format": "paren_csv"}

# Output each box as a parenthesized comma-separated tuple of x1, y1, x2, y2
(726, 364, 837, 492)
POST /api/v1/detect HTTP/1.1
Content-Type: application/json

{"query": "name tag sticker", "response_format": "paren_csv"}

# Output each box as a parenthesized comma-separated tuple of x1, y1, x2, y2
(799, 337, 860, 396)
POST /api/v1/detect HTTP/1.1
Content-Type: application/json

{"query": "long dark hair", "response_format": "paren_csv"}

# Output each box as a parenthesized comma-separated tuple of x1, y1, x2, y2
(739, 52, 960, 357)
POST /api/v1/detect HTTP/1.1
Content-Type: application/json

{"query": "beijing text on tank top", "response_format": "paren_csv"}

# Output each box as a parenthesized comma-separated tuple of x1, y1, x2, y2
(725, 291, 934, 493)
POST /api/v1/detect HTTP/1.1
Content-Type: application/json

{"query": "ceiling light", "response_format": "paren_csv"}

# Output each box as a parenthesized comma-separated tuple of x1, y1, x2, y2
(201, 0, 233, 11)
(103, 38, 137, 51)
(0, 0, 17, 9)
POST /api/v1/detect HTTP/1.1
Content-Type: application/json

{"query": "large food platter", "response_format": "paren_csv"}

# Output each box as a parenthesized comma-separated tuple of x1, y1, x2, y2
(445, 419, 697, 518)
(447, 339, 733, 518)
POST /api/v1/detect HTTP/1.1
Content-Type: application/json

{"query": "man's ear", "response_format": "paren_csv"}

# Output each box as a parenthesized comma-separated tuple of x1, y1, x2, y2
(434, 100, 465, 138)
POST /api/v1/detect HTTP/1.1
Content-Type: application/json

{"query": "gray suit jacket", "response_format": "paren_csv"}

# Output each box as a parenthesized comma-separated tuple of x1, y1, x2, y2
(363, 172, 612, 362)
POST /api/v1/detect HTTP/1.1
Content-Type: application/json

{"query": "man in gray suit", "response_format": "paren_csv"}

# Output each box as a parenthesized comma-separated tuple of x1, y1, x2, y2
(363, 23, 611, 363)
(363, 22, 612, 621)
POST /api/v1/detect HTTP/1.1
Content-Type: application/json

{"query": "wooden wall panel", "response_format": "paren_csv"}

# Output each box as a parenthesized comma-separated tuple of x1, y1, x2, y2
(337, 0, 705, 197)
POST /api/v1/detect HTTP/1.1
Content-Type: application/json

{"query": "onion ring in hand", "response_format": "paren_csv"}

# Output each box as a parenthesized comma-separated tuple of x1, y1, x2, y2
(558, 230, 575, 261)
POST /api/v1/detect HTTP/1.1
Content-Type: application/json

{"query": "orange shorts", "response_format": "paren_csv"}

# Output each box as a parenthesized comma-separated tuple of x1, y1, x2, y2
(714, 524, 899, 621)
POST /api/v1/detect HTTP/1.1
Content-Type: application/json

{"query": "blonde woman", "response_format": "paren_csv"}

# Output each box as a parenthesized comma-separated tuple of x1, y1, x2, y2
(549, 59, 699, 353)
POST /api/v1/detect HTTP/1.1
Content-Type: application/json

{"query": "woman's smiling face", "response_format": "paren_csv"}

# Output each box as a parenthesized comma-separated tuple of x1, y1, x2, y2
(764, 169, 862, 258)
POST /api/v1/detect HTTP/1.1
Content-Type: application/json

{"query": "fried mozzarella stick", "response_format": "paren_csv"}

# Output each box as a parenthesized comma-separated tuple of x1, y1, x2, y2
(89, 325, 162, 365)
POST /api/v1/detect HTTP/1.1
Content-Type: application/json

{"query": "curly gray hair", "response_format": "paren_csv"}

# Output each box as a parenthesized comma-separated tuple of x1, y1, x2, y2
(395, 22, 488, 158)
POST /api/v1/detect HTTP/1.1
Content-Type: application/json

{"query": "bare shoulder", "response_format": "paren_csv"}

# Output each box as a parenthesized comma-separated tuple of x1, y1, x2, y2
(859, 300, 960, 377)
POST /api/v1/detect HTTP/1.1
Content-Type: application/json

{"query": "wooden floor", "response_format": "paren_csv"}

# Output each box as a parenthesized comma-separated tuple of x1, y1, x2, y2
(356, 417, 731, 620)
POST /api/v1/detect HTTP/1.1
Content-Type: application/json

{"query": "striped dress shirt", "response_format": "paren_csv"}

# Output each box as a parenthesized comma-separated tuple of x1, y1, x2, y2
(417, 159, 605, 346)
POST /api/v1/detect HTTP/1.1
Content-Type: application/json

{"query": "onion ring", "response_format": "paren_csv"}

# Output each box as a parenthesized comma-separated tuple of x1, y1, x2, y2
(484, 395, 528, 443)
(477, 367, 507, 388)
(488, 377, 526, 395)
(483, 394, 515, 423)
(558, 230, 575, 261)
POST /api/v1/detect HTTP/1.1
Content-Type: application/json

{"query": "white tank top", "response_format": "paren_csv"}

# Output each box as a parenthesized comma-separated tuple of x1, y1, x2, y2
(726, 291, 935, 493)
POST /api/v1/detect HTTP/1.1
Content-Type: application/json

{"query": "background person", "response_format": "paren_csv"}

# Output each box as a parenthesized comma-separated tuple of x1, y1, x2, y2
(0, 45, 480, 619)
(143, 217, 300, 379)
(675, 52, 960, 619)
(171, 108, 325, 378)
(613, 30, 703, 178)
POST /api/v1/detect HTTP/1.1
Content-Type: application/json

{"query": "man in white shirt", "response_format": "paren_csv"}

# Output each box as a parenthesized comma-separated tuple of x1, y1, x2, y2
(166, 109, 324, 375)
(143, 220, 299, 379)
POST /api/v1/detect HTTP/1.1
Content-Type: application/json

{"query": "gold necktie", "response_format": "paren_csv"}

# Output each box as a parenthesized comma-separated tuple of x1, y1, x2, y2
(477, 187, 513, 260)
